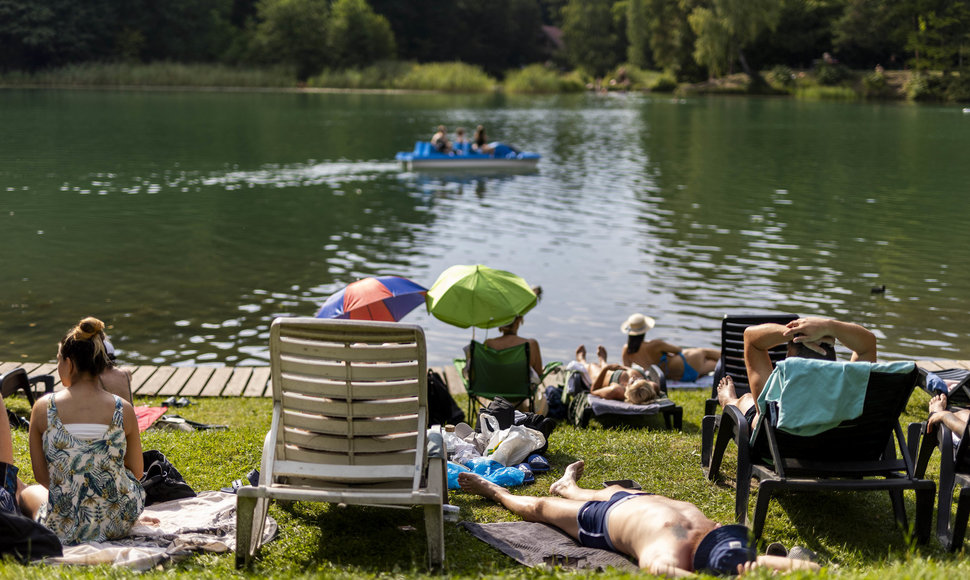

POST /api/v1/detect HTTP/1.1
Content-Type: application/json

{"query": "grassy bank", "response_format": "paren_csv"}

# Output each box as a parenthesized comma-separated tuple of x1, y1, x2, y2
(4, 61, 966, 103)
(0, 382, 964, 578)
(0, 62, 296, 88)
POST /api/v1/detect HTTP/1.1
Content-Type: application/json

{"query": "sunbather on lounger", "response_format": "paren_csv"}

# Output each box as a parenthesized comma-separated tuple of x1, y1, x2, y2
(620, 313, 720, 382)
(716, 317, 877, 426)
(928, 393, 970, 435)
(458, 460, 820, 576)
(575, 345, 659, 404)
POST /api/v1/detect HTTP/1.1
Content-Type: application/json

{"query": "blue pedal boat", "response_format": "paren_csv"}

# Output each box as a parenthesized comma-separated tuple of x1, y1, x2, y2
(395, 141, 540, 170)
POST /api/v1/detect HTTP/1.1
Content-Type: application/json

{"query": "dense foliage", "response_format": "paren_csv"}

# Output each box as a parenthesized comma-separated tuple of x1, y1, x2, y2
(1, 0, 968, 86)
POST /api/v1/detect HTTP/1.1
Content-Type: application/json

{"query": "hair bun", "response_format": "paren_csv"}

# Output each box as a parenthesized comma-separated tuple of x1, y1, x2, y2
(73, 317, 105, 341)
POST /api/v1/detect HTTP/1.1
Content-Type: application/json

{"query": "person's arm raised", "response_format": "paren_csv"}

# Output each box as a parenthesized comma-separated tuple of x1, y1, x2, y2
(743, 324, 789, 403)
(783, 317, 877, 362)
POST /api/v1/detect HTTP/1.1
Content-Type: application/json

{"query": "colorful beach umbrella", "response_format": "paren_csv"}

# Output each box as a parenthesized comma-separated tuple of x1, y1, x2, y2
(425, 264, 537, 329)
(315, 276, 427, 322)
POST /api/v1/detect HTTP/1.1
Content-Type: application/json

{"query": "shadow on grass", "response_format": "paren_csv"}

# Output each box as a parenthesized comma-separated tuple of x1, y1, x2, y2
(256, 499, 528, 575)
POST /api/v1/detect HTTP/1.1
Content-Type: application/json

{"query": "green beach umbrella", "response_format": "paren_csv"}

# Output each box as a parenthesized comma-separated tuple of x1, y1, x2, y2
(425, 264, 538, 329)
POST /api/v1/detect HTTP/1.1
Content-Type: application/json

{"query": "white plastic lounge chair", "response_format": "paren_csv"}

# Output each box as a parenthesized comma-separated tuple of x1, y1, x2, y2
(235, 318, 446, 568)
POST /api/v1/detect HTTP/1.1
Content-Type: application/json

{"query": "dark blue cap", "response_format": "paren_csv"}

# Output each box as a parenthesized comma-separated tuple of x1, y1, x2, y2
(692, 524, 756, 575)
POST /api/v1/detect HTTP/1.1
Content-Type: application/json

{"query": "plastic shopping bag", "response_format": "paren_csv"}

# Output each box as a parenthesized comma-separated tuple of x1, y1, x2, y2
(485, 425, 546, 467)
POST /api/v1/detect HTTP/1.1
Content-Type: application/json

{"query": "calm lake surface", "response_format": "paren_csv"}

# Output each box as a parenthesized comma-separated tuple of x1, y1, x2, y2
(2, 88, 968, 369)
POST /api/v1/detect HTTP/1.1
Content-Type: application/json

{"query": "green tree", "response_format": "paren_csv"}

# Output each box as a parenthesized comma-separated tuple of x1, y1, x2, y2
(688, 0, 783, 80)
(746, 0, 844, 70)
(627, 0, 652, 68)
(562, 0, 624, 76)
(903, 0, 970, 72)
(833, 0, 908, 67)
(252, 0, 329, 80)
(0, 0, 118, 69)
(328, 0, 395, 69)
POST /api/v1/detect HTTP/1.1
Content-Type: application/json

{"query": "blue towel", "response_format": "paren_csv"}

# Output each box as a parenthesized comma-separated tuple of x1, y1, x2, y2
(755, 359, 914, 437)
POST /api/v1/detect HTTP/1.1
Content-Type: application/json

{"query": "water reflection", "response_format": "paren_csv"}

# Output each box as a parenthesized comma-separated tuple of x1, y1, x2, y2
(2, 90, 969, 369)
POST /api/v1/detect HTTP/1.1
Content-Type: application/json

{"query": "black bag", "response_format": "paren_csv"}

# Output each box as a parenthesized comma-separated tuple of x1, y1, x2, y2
(476, 397, 516, 432)
(0, 509, 62, 562)
(141, 450, 197, 505)
(427, 370, 465, 427)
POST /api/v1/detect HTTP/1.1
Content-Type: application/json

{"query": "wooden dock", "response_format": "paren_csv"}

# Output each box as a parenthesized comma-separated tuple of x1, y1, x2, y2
(1, 360, 963, 400)
(0, 360, 469, 398)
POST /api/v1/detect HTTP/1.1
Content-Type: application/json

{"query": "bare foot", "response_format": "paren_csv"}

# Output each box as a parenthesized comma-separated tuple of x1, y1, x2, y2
(596, 345, 608, 364)
(927, 393, 948, 432)
(576, 345, 587, 363)
(717, 376, 738, 407)
(549, 460, 584, 496)
(458, 472, 505, 501)
(139, 515, 161, 526)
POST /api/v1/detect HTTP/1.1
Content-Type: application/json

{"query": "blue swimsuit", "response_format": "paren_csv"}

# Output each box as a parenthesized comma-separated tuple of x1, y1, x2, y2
(661, 352, 699, 382)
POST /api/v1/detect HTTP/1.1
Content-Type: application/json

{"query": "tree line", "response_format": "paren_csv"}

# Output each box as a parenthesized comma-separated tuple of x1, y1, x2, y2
(1, 0, 967, 82)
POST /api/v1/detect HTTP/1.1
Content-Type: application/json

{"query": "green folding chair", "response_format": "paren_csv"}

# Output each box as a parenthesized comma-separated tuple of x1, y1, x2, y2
(453, 340, 560, 419)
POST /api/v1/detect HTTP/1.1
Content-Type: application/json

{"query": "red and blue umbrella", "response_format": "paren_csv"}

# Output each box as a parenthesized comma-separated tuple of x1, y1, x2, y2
(315, 276, 428, 322)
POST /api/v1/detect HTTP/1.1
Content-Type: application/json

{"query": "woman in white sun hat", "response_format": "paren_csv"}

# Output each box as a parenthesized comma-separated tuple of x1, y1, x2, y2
(620, 313, 720, 382)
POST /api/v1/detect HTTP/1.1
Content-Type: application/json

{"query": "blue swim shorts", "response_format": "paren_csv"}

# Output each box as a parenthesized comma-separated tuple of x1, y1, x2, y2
(577, 491, 651, 551)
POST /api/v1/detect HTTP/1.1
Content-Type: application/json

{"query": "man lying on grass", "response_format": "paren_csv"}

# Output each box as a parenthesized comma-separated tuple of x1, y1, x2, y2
(458, 460, 819, 576)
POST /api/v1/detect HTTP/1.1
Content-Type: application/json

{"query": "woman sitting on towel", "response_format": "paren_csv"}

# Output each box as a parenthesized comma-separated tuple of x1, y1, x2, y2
(575, 345, 660, 405)
(20, 317, 149, 544)
(620, 313, 720, 382)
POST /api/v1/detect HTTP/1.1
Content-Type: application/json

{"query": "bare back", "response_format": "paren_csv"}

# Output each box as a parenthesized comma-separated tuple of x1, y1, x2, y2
(484, 334, 542, 375)
(100, 367, 134, 404)
(607, 494, 716, 572)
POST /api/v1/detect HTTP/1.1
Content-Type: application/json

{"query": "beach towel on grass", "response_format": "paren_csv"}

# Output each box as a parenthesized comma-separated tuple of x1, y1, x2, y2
(461, 521, 637, 572)
(45, 491, 276, 570)
(134, 406, 168, 432)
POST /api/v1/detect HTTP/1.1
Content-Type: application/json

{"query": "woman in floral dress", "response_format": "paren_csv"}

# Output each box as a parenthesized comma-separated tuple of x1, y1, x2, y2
(20, 317, 147, 544)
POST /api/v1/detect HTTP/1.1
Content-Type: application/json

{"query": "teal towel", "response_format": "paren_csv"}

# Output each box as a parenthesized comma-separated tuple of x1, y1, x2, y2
(755, 359, 914, 437)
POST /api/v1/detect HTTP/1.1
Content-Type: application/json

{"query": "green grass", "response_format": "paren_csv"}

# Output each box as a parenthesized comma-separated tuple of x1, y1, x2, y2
(0, 62, 296, 88)
(0, 384, 963, 578)
(794, 85, 860, 101)
(504, 64, 586, 94)
(392, 62, 496, 93)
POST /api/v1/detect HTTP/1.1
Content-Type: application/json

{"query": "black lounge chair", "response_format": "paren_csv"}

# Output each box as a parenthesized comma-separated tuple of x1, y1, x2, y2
(0, 368, 54, 406)
(914, 413, 970, 551)
(701, 313, 797, 471)
(705, 361, 934, 543)
(704, 313, 799, 416)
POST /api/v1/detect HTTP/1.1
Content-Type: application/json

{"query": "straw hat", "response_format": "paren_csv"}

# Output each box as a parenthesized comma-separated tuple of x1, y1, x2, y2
(621, 313, 655, 336)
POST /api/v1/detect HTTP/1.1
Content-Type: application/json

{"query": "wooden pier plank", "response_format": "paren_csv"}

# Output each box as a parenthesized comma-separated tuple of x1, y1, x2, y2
(440, 364, 465, 397)
(0, 362, 24, 374)
(221, 367, 253, 397)
(129, 366, 159, 395)
(201, 367, 234, 397)
(178, 367, 216, 397)
(242, 367, 271, 397)
(156, 367, 196, 397)
(137, 366, 177, 397)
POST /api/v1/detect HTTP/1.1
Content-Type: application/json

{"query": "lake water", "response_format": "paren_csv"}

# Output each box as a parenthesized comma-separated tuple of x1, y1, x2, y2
(2, 88, 968, 369)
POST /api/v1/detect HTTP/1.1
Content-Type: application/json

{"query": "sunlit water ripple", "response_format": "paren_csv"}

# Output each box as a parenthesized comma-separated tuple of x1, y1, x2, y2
(2, 90, 969, 369)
